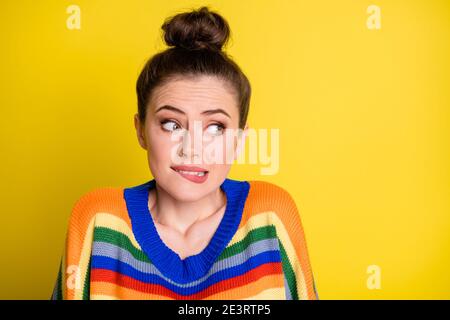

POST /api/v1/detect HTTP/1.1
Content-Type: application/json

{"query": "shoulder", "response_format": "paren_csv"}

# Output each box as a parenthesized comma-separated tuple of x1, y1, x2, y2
(246, 180, 299, 213)
(68, 186, 125, 225)
(72, 186, 123, 211)
(244, 181, 308, 242)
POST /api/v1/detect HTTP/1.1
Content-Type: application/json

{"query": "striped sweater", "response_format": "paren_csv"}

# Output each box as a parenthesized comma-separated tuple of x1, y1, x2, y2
(51, 178, 318, 300)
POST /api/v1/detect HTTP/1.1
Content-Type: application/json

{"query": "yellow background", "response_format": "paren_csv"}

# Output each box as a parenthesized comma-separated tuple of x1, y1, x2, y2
(0, 0, 449, 299)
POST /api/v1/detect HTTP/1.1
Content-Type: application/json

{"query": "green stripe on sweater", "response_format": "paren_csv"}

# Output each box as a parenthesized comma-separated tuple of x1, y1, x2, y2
(279, 240, 298, 300)
(217, 225, 278, 260)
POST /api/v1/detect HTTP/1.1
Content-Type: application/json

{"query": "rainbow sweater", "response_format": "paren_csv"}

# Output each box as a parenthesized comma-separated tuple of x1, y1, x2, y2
(50, 178, 318, 300)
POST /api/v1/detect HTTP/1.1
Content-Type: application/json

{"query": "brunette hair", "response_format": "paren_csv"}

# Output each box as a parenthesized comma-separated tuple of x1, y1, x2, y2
(136, 6, 251, 129)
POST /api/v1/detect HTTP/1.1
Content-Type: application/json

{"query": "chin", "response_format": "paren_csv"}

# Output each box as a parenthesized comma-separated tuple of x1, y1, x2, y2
(155, 174, 210, 201)
(169, 184, 210, 202)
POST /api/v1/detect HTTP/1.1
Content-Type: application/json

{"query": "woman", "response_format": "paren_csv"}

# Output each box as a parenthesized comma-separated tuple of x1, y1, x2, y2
(51, 6, 318, 300)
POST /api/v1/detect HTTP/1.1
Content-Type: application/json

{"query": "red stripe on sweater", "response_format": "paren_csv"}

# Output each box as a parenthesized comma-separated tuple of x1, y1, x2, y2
(91, 262, 283, 299)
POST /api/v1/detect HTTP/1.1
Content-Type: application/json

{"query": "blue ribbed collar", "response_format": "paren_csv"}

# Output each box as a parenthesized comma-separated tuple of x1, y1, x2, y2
(123, 178, 250, 283)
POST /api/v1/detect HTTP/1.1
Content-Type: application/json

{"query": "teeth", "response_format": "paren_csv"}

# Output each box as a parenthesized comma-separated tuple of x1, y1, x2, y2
(176, 170, 206, 176)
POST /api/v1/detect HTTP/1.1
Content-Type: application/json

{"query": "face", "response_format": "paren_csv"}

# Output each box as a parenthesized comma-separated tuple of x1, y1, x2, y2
(134, 74, 247, 202)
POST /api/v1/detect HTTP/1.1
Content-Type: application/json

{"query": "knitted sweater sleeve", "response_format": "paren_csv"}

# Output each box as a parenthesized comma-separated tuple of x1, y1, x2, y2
(272, 184, 319, 300)
(50, 190, 98, 300)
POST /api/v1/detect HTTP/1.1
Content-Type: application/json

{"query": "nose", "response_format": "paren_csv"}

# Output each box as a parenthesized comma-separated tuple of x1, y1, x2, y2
(178, 120, 203, 162)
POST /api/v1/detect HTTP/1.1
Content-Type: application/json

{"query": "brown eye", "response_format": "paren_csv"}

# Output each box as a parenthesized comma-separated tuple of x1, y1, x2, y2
(161, 120, 182, 132)
(205, 123, 225, 136)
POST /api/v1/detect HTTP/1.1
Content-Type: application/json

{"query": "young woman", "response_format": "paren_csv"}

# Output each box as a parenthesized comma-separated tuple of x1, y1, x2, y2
(51, 6, 318, 300)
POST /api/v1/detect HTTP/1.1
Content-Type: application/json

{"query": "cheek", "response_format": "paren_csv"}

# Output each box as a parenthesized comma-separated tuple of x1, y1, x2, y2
(147, 127, 174, 163)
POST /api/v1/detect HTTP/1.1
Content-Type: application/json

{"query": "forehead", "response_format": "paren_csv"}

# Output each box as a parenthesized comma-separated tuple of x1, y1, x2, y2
(149, 75, 238, 115)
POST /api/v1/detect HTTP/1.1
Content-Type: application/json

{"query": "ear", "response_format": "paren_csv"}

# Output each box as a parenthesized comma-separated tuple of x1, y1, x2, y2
(134, 113, 147, 150)
(234, 123, 249, 161)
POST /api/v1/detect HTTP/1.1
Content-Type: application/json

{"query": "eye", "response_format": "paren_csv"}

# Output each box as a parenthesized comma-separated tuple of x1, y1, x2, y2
(205, 123, 225, 136)
(161, 120, 182, 132)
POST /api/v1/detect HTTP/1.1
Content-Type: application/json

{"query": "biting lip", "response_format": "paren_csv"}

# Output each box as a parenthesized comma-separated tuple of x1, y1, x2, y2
(171, 165, 210, 183)
(170, 165, 209, 173)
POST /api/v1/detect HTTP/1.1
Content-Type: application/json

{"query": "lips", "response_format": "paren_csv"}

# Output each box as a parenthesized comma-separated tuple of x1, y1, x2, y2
(171, 165, 209, 184)
(171, 165, 208, 173)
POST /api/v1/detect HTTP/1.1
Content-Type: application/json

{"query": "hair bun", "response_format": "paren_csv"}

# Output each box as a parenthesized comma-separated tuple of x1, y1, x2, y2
(162, 6, 230, 52)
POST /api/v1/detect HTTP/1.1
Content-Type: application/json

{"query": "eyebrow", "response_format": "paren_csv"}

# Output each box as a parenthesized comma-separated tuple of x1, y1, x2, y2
(155, 105, 231, 119)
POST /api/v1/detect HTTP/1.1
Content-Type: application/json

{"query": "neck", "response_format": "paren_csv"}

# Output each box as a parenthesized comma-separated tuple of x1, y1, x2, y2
(148, 183, 226, 235)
